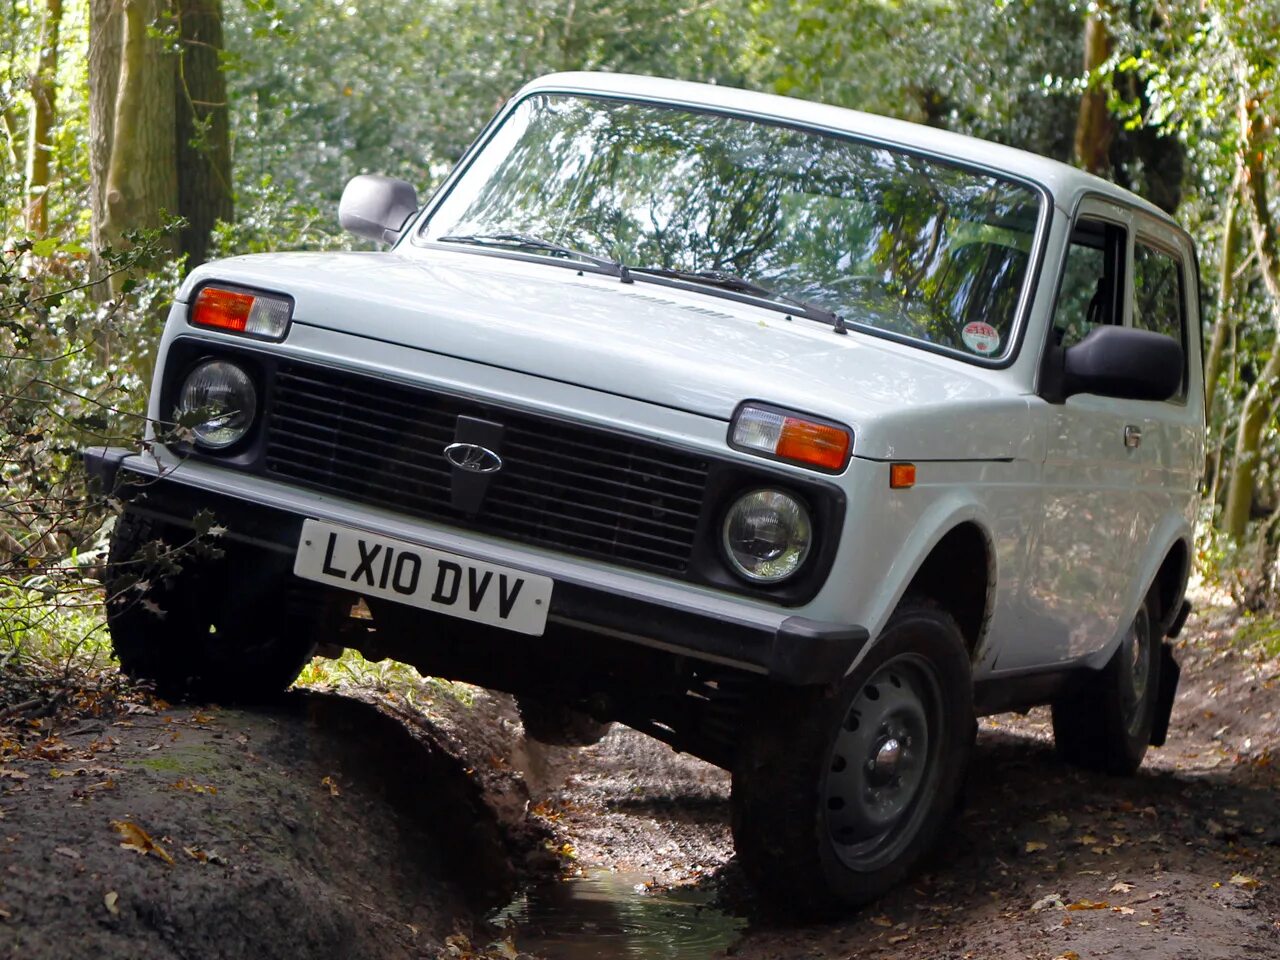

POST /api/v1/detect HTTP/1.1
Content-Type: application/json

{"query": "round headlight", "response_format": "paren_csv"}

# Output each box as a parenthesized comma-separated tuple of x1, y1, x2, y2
(722, 488, 812, 583)
(175, 360, 257, 449)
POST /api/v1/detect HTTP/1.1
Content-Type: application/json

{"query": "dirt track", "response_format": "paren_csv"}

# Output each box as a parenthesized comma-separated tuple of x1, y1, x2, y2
(507, 591, 1280, 959)
(1, 590, 1277, 959)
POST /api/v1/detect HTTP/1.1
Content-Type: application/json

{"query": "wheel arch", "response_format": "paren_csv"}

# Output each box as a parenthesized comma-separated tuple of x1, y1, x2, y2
(1099, 517, 1193, 668)
(847, 502, 998, 678)
(899, 520, 995, 660)
(1146, 535, 1191, 634)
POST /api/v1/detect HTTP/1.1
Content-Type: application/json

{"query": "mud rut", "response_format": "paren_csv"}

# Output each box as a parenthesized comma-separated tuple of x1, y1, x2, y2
(1, 595, 1278, 960)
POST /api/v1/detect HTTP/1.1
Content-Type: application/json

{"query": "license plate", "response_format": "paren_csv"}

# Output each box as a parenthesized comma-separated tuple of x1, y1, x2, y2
(293, 520, 553, 636)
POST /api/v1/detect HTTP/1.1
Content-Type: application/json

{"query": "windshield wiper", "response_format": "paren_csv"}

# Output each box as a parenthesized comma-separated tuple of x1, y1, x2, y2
(438, 232, 633, 283)
(629, 266, 846, 332)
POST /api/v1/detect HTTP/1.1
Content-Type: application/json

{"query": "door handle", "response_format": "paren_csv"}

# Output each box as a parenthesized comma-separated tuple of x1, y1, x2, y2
(1124, 425, 1142, 449)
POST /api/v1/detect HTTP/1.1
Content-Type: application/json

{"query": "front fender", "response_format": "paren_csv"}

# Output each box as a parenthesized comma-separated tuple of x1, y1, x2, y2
(838, 470, 1002, 677)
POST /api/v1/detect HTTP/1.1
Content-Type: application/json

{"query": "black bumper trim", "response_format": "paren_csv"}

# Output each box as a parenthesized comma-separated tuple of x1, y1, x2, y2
(85, 448, 868, 685)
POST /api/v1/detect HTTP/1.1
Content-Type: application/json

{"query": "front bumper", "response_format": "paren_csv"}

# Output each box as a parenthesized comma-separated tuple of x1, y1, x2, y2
(86, 447, 867, 684)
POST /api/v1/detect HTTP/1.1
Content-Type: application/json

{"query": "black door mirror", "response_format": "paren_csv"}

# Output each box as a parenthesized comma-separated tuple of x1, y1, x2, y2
(1063, 326, 1182, 401)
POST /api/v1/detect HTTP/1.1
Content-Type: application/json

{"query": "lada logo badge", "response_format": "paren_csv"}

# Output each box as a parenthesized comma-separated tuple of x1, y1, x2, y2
(444, 442, 503, 474)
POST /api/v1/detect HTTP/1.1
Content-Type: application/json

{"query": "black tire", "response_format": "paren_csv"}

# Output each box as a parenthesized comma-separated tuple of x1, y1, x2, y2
(731, 602, 974, 917)
(105, 511, 319, 703)
(1051, 593, 1161, 775)
(516, 696, 611, 747)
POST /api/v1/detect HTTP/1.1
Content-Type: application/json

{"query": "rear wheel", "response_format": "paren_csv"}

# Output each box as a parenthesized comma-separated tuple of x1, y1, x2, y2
(731, 603, 974, 916)
(1052, 593, 1161, 775)
(106, 511, 320, 702)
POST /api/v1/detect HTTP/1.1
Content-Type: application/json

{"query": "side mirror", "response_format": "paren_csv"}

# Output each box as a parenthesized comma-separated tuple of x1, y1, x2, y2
(1063, 326, 1182, 401)
(338, 175, 418, 244)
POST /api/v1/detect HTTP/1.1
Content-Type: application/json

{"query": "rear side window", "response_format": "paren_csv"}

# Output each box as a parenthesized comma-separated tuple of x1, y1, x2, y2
(1132, 242, 1187, 400)
(1053, 219, 1125, 349)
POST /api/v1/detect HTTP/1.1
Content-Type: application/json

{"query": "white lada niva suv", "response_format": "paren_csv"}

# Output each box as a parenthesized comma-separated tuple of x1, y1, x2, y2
(86, 73, 1203, 914)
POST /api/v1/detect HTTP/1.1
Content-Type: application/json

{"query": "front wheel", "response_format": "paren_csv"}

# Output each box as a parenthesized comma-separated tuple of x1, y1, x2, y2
(731, 603, 974, 916)
(1051, 593, 1161, 775)
(105, 511, 322, 703)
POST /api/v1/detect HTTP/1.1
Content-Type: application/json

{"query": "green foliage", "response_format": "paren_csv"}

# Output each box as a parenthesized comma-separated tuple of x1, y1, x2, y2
(296, 647, 477, 708)
(1234, 612, 1280, 660)
(1, 0, 1278, 675)
(0, 202, 183, 672)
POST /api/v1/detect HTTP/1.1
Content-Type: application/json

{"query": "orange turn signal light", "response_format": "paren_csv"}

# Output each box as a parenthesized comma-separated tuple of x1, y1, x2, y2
(190, 284, 293, 339)
(890, 462, 916, 489)
(192, 286, 255, 332)
(731, 404, 852, 471)
(775, 418, 851, 471)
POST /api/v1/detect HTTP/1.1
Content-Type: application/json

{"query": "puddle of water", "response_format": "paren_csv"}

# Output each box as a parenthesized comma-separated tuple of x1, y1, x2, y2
(490, 870, 746, 960)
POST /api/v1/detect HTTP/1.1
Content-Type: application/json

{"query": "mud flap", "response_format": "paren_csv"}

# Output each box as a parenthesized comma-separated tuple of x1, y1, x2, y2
(1149, 642, 1180, 747)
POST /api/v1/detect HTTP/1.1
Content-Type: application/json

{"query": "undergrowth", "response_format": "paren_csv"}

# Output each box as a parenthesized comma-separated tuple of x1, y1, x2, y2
(295, 648, 477, 708)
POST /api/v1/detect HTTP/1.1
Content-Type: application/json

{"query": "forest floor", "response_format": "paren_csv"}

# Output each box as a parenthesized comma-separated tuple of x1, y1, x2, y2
(1, 586, 1277, 960)
(499, 586, 1280, 960)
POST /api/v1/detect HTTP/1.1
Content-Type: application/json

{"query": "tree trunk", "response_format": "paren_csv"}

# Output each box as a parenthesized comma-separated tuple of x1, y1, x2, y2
(100, 0, 179, 259)
(1222, 348, 1280, 540)
(25, 0, 63, 236)
(1222, 95, 1280, 541)
(89, 0, 124, 259)
(174, 0, 232, 268)
(1204, 179, 1241, 424)
(1073, 5, 1114, 176)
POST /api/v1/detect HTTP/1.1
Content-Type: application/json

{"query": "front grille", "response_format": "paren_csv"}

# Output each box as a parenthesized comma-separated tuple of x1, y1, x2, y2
(263, 362, 709, 573)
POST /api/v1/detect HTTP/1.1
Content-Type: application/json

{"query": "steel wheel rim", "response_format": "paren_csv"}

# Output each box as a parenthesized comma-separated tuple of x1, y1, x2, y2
(823, 654, 944, 871)
(1121, 606, 1152, 737)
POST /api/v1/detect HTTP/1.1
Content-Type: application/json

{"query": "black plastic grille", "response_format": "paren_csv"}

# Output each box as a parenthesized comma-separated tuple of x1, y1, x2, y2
(264, 362, 709, 572)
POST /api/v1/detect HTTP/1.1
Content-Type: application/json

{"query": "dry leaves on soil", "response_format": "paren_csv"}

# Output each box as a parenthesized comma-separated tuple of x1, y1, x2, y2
(111, 819, 175, 865)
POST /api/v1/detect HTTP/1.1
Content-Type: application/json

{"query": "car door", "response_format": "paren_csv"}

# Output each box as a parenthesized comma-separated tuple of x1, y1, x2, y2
(997, 198, 1147, 672)
(1124, 216, 1203, 600)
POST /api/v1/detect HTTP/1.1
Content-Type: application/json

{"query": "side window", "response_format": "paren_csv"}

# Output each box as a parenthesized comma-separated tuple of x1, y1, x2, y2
(1133, 241, 1187, 399)
(1053, 219, 1126, 349)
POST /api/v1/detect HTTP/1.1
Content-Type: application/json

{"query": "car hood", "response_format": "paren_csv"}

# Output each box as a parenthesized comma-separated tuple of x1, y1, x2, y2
(179, 250, 1035, 461)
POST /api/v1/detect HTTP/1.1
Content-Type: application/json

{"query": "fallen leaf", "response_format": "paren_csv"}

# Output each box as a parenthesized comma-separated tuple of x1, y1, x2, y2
(111, 820, 174, 865)
(1053, 952, 1080, 960)
(1078, 834, 1098, 846)
(444, 933, 471, 957)
(888, 934, 911, 944)
(183, 846, 208, 863)
(0, 770, 29, 780)
(320, 775, 340, 797)
(1110, 881, 1135, 894)
(1229, 873, 1261, 890)
(485, 938, 519, 959)
(1031, 893, 1064, 912)
(1114, 905, 1136, 915)
(1067, 899, 1110, 910)
(104, 891, 119, 916)
(869, 914, 894, 928)
(53, 846, 80, 859)
(1025, 841, 1048, 853)
(170, 779, 217, 795)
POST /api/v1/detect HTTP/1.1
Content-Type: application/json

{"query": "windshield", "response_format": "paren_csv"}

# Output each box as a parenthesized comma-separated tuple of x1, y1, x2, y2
(420, 94, 1044, 360)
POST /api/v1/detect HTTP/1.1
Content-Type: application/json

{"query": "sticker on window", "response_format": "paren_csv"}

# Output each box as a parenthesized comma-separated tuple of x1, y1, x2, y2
(961, 321, 1001, 355)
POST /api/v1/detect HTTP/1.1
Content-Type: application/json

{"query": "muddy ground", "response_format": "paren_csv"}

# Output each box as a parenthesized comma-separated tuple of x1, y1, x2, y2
(1, 589, 1277, 959)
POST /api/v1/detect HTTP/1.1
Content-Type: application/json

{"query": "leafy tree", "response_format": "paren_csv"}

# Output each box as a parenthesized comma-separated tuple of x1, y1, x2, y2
(89, 0, 231, 272)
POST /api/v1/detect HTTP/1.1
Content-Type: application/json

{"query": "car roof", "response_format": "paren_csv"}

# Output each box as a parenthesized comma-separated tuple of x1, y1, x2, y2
(518, 72, 1176, 225)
